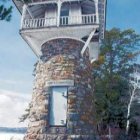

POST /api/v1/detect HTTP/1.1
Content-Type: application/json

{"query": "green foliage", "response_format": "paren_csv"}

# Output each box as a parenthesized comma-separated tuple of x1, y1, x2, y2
(0, 0, 12, 21)
(129, 120, 140, 138)
(93, 28, 140, 135)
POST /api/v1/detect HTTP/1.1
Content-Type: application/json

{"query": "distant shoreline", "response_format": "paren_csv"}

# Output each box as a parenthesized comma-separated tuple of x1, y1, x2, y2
(0, 127, 26, 134)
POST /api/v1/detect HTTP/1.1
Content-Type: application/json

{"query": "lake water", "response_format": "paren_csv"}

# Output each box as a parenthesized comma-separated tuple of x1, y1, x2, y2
(0, 133, 24, 140)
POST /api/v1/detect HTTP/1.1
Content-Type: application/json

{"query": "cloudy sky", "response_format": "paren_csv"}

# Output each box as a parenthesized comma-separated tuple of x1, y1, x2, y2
(0, 89, 30, 127)
(0, 0, 140, 127)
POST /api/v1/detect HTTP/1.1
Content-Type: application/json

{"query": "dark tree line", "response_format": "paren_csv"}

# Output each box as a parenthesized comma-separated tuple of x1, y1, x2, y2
(0, 0, 12, 21)
(93, 28, 140, 139)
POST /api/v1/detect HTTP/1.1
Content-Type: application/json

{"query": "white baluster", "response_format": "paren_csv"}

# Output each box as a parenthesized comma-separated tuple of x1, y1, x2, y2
(23, 19, 25, 28)
(31, 19, 33, 28)
(39, 19, 41, 27)
(27, 19, 29, 28)
(94, 14, 96, 23)
(41, 19, 44, 27)
(63, 17, 64, 25)
(49, 18, 50, 26)
(89, 15, 91, 24)
(29, 19, 31, 28)
(26, 19, 28, 28)
(28, 19, 30, 28)
(33, 19, 35, 28)
(35, 19, 37, 28)
(62, 17, 64, 25)
(44, 18, 47, 27)
(65, 17, 66, 25)
(92, 15, 94, 23)
(51, 18, 52, 26)
(82, 15, 85, 24)
(69, 16, 71, 25)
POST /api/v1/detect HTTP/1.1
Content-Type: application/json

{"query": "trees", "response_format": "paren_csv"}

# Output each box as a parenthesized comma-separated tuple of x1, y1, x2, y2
(0, 0, 12, 21)
(93, 28, 140, 139)
(126, 64, 140, 135)
(0, 0, 33, 21)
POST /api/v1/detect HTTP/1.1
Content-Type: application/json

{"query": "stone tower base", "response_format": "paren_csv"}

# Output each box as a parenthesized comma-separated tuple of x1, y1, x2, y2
(24, 39, 96, 140)
(24, 134, 97, 140)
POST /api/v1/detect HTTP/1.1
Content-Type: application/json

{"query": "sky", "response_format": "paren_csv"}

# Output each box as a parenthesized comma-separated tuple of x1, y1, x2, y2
(0, 0, 140, 127)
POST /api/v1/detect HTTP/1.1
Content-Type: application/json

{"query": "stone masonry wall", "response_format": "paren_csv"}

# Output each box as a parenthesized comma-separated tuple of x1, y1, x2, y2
(24, 39, 96, 140)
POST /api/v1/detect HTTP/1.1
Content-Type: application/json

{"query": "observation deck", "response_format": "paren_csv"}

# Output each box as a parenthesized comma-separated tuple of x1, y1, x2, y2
(13, 0, 106, 62)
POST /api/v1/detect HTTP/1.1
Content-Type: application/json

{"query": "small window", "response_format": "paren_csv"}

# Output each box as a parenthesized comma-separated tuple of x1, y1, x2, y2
(49, 87, 68, 126)
(61, 9, 69, 17)
(60, 4, 69, 25)
(60, 4, 69, 17)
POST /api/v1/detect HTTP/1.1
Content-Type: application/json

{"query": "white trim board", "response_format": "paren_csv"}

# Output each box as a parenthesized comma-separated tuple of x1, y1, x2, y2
(46, 80, 74, 87)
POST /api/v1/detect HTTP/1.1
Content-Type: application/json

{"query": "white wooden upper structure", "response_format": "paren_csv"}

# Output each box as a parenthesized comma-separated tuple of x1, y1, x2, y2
(13, 0, 106, 62)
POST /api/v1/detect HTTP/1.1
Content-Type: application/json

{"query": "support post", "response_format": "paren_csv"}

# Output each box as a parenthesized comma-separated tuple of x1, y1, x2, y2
(95, 0, 99, 24)
(57, 0, 62, 27)
(81, 29, 96, 56)
(21, 4, 27, 29)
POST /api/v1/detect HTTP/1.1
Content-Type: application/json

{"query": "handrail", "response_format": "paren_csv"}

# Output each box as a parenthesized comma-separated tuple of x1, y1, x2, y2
(22, 14, 97, 29)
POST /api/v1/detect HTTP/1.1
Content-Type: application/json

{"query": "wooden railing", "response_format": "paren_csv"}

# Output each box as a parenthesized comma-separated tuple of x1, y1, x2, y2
(22, 14, 97, 29)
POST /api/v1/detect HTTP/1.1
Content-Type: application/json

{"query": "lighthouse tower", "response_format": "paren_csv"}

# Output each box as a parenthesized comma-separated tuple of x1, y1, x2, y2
(13, 0, 106, 139)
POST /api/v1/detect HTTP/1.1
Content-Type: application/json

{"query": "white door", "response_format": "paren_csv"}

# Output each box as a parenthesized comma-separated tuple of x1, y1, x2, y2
(69, 4, 82, 24)
(45, 7, 57, 26)
(50, 87, 67, 126)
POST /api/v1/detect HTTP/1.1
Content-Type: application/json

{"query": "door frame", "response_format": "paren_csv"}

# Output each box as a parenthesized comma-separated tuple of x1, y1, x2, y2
(49, 86, 68, 127)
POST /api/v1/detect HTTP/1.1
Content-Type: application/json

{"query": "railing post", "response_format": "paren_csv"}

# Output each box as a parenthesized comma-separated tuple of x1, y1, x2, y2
(57, 0, 62, 27)
(95, 0, 99, 24)
(21, 4, 27, 29)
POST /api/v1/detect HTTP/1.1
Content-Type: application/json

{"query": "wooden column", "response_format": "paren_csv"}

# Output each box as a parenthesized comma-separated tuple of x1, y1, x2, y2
(57, 0, 62, 27)
(95, 0, 99, 24)
(21, 4, 27, 29)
